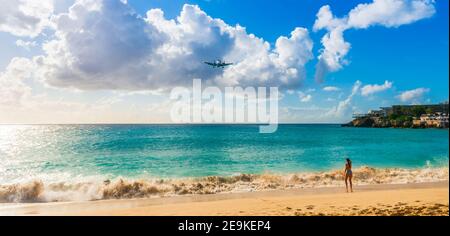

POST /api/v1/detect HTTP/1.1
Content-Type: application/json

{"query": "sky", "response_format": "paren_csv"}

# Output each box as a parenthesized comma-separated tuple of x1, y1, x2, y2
(0, 0, 448, 124)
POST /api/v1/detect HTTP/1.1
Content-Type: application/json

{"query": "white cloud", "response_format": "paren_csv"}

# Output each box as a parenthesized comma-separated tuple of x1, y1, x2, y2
(0, 57, 35, 106)
(298, 92, 312, 102)
(323, 86, 340, 92)
(0, 57, 176, 123)
(313, 6, 350, 82)
(347, 0, 436, 29)
(361, 80, 393, 96)
(324, 80, 361, 119)
(314, 27, 350, 83)
(32, 0, 313, 91)
(36, 0, 161, 90)
(313, 0, 435, 82)
(15, 39, 37, 50)
(313, 5, 345, 32)
(397, 87, 430, 102)
(0, 0, 54, 37)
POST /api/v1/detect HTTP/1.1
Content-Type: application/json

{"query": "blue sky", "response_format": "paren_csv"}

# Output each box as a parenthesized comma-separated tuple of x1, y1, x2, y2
(0, 0, 448, 124)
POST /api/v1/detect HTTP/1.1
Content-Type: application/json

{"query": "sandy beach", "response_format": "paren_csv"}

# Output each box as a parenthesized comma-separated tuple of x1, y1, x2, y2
(0, 181, 447, 216)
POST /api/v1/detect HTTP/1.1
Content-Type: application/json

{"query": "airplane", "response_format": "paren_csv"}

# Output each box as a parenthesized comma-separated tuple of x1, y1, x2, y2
(204, 59, 233, 68)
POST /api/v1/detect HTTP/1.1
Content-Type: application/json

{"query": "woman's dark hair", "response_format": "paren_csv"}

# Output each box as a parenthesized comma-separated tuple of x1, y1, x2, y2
(346, 158, 351, 163)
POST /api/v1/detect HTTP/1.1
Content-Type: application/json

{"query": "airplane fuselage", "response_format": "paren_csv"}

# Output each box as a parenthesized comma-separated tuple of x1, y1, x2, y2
(204, 60, 233, 68)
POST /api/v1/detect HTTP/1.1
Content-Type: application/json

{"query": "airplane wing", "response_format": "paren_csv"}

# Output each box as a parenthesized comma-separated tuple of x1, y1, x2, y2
(219, 63, 233, 67)
(205, 61, 233, 67)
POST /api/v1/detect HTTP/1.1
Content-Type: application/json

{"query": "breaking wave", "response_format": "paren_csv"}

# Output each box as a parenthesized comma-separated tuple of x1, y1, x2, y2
(1, 166, 448, 203)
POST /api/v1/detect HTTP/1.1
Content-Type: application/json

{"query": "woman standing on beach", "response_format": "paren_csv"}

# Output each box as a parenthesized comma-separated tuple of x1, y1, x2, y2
(344, 158, 353, 193)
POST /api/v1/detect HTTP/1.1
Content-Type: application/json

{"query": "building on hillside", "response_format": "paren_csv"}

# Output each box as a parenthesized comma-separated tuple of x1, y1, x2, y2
(368, 109, 387, 117)
(414, 113, 449, 128)
(352, 108, 389, 119)
(380, 107, 393, 116)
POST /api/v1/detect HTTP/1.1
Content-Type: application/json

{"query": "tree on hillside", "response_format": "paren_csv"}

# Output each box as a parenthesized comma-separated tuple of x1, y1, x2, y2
(411, 106, 426, 117)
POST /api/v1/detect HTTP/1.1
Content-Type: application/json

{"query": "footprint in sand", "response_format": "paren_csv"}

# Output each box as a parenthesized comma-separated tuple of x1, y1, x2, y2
(306, 205, 315, 210)
(286, 207, 292, 210)
(358, 209, 369, 214)
(294, 212, 302, 216)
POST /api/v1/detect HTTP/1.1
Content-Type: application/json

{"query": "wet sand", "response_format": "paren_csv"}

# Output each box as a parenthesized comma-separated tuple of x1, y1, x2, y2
(0, 181, 448, 216)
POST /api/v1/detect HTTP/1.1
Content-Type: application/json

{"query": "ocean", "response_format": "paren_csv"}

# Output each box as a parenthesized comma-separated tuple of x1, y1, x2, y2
(0, 124, 448, 202)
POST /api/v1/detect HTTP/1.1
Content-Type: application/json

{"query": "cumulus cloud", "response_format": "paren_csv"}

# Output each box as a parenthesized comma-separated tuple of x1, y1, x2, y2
(347, 0, 436, 29)
(313, 0, 435, 82)
(313, 6, 350, 83)
(323, 86, 340, 92)
(0, 0, 54, 37)
(397, 87, 430, 102)
(0, 57, 35, 106)
(324, 80, 361, 118)
(35, 0, 161, 90)
(219, 27, 314, 89)
(0, 56, 176, 123)
(361, 80, 393, 96)
(32, 0, 313, 91)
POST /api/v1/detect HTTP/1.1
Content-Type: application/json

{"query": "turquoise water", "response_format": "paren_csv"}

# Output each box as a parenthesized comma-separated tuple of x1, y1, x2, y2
(0, 124, 448, 184)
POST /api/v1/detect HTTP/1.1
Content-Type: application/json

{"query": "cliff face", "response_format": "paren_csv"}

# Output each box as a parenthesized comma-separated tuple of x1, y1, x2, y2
(342, 117, 425, 128)
(347, 117, 374, 127)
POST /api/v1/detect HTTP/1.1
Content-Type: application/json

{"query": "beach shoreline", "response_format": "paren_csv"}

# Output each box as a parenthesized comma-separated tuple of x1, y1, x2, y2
(1, 181, 448, 216)
(1, 166, 448, 203)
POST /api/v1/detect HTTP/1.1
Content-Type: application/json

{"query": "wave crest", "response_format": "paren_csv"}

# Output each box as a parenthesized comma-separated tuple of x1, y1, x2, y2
(1, 166, 448, 203)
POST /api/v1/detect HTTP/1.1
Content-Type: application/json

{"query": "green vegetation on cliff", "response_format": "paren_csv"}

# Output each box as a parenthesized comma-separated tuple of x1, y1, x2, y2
(343, 103, 449, 128)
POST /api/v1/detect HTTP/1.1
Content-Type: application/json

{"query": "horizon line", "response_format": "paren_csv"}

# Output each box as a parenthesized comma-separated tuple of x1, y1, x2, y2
(0, 122, 345, 125)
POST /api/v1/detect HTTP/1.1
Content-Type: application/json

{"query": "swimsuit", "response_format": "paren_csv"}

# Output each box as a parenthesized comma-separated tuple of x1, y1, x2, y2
(346, 169, 352, 175)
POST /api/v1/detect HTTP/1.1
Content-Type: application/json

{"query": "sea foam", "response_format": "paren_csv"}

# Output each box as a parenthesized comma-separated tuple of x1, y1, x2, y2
(0, 166, 448, 203)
